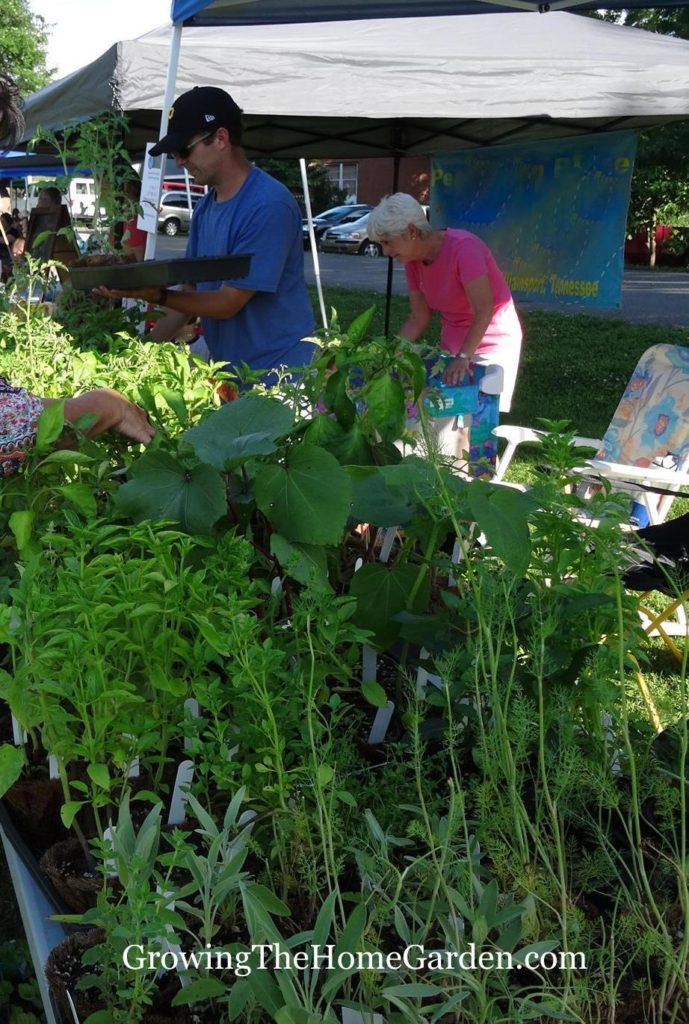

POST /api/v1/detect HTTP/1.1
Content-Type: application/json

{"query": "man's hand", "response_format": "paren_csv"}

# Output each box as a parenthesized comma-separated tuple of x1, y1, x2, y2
(92, 285, 161, 304)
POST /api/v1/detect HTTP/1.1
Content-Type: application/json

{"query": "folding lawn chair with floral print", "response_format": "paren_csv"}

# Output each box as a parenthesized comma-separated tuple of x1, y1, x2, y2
(493, 343, 689, 528)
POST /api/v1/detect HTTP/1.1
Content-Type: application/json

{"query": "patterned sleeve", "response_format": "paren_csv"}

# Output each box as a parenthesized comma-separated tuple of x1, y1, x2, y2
(0, 377, 45, 476)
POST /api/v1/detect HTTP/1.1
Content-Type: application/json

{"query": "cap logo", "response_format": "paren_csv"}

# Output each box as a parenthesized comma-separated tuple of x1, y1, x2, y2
(204, 114, 216, 122)
(168, 106, 175, 121)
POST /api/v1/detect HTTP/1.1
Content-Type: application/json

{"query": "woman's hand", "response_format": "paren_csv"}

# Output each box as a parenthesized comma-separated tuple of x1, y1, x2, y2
(443, 353, 471, 387)
(61, 388, 156, 445)
(105, 392, 156, 444)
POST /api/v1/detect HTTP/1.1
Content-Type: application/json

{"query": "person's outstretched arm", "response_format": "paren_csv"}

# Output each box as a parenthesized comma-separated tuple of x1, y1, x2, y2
(94, 282, 255, 324)
(44, 389, 155, 445)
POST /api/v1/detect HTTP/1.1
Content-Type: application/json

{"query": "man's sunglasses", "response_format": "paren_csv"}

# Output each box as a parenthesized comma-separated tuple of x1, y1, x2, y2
(173, 130, 216, 160)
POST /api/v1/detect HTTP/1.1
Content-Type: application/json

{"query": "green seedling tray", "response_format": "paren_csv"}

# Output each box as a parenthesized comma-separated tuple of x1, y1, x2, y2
(69, 254, 252, 290)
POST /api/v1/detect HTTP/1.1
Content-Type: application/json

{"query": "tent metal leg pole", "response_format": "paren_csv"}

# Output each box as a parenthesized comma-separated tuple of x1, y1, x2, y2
(384, 152, 401, 338)
(300, 158, 328, 334)
(144, 24, 183, 262)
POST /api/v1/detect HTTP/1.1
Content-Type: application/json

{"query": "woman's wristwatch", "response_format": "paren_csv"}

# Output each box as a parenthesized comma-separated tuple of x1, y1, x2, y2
(457, 352, 471, 361)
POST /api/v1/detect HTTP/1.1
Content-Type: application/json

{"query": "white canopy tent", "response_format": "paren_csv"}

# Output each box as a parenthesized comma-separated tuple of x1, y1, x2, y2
(19, 13, 689, 158)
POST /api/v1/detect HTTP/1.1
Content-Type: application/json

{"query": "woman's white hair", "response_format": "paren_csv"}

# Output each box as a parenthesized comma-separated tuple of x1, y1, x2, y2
(367, 192, 431, 242)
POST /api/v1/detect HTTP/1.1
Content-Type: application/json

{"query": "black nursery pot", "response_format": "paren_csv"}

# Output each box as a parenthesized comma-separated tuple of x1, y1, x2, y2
(3, 775, 68, 854)
(46, 930, 212, 1024)
(39, 838, 106, 915)
(44, 928, 106, 1022)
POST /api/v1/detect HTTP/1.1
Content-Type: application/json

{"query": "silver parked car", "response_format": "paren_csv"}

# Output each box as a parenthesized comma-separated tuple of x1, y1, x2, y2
(320, 213, 382, 257)
(158, 193, 202, 236)
(302, 203, 373, 248)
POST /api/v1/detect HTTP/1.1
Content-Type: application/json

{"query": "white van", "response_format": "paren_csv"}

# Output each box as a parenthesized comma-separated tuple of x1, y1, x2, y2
(68, 178, 98, 220)
(20, 178, 99, 221)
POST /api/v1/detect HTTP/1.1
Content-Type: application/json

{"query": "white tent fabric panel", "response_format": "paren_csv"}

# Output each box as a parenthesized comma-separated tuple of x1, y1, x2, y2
(19, 13, 689, 159)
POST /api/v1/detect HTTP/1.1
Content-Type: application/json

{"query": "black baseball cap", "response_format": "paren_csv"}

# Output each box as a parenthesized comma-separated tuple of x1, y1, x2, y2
(150, 86, 243, 156)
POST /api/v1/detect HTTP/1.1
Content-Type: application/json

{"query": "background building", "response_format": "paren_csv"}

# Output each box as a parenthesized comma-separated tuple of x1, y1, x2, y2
(324, 157, 429, 206)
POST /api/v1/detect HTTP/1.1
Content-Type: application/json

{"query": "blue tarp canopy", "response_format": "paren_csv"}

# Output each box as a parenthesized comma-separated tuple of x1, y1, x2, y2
(171, 0, 689, 24)
(0, 153, 85, 178)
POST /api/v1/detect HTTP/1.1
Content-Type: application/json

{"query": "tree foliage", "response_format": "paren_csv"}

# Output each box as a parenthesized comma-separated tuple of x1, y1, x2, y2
(599, 9, 689, 261)
(629, 122, 689, 234)
(1, 0, 52, 95)
(623, 7, 689, 38)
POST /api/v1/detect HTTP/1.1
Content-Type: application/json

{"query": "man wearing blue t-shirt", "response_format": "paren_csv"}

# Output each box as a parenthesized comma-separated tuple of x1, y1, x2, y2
(96, 86, 315, 382)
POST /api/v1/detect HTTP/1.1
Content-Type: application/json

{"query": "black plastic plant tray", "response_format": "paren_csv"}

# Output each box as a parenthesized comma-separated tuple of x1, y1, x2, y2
(69, 254, 252, 290)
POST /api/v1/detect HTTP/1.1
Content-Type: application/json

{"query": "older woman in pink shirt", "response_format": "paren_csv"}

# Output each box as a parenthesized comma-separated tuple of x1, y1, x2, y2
(368, 193, 522, 473)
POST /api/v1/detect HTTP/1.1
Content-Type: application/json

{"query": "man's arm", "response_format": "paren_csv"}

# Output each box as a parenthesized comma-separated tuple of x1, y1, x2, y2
(150, 308, 190, 342)
(94, 282, 255, 321)
(148, 282, 196, 342)
(94, 280, 256, 341)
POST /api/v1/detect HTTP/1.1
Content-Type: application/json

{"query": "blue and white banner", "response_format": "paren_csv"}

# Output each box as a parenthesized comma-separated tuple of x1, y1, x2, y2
(431, 132, 637, 309)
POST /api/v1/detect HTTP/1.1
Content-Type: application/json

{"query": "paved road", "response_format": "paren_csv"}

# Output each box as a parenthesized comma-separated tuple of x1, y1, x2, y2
(581, 270, 688, 328)
(155, 234, 688, 328)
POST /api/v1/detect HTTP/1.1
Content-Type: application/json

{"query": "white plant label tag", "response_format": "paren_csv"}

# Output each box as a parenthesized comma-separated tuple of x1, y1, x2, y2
(154, 886, 190, 987)
(122, 733, 140, 777)
(10, 714, 26, 746)
(65, 990, 80, 1024)
(368, 701, 394, 745)
(102, 825, 118, 878)
(342, 1009, 385, 1024)
(362, 644, 377, 683)
(167, 760, 195, 825)
(378, 527, 397, 563)
(416, 648, 443, 696)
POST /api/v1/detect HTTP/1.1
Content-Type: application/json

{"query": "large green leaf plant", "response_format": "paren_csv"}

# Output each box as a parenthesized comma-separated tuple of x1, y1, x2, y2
(110, 310, 478, 652)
